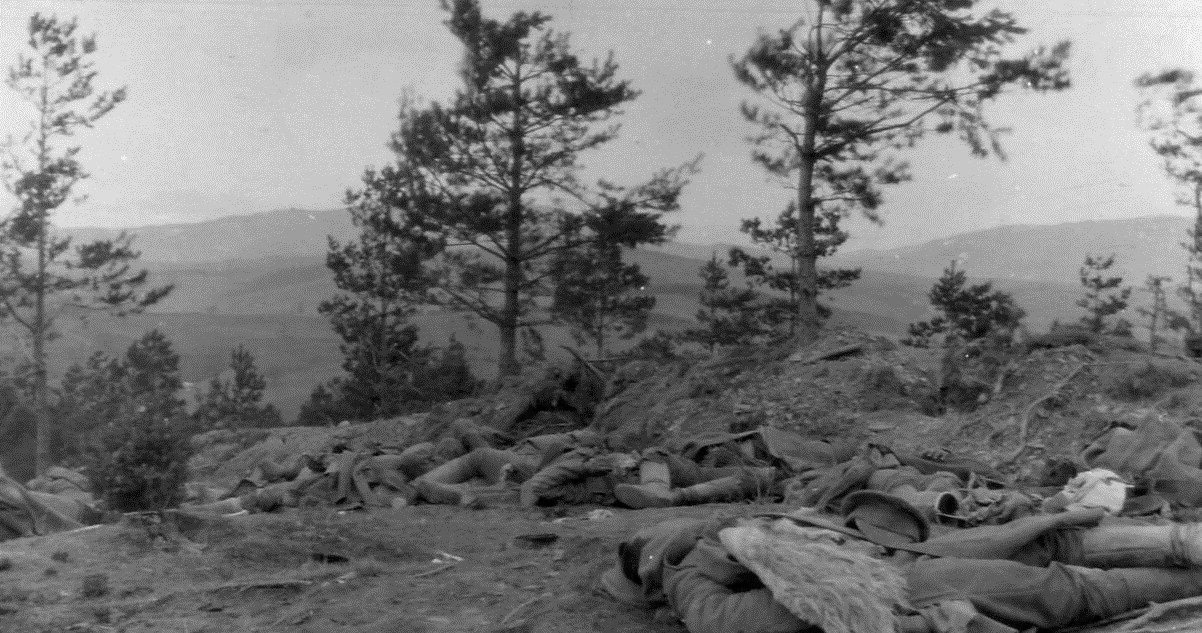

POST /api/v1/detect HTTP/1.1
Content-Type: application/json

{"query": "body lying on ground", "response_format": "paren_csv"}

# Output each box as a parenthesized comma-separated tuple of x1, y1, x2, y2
(602, 494, 1202, 633)
(0, 466, 96, 541)
(197, 421, 870, 512)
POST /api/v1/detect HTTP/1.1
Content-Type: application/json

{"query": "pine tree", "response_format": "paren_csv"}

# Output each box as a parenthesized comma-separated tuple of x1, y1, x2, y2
(1, 14, 172, 473)
(905, 261, 1025, 347)
(317, 171, 451, 420)
(550, 216, 657, 357)
(53, 352, 125, 463)
(728, 200, 860, 336)
(194, 345, 281, 430)
(732, 1, 1070, 343)
(1136, 70, 1202, 337)
(1077, 254, 1132, 334)
(119, 329, 185, 419)
(87, 330, 191, 511)
(375, 0, 696, 376)
(681, 254, 764, 352)
(1136, 275, 1172, 352)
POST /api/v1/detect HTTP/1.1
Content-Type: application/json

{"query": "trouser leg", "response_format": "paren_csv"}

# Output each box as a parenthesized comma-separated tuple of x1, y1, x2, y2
(613, 461, 674, 509)
(519, 452, 593, 507)
(908, 557, 1202, 630)
(658, 452, 703, 486)
(413, 452, 478, 505)
(390, 442, 439, 480)
(448, 418, 511, 451)
(412, 478, 466, 505)
(674, 470, 773, 505)
(1078, 523, 1202, 568)
(421, 449, 491, 485)
(1072, 565, 1202, 619)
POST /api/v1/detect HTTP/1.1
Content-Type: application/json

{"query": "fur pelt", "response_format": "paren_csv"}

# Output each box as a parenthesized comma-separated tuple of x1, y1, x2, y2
(718, 517, 908, 633)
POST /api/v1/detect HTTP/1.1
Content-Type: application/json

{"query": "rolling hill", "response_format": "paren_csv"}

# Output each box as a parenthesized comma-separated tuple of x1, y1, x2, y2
(21, 209, 1178, 419)
(832, 215, 1191, 287)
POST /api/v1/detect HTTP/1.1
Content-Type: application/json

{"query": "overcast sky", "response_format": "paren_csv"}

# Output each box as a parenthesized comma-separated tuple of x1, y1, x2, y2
(1, 0, 1201, 250)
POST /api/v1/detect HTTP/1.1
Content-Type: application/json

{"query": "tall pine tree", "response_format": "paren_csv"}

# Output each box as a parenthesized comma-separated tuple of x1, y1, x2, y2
(377, 0, 695, 375)
(733, 0, 1070, 343)
(1, 14, 171, 473)
(1136, 70, 1202, 336)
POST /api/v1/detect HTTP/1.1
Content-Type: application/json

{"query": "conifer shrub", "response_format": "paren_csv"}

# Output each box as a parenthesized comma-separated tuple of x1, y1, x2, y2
(904, 261, 1025, 348)
(1024, 323, 1102, 351)
(81, 330, 192, 512)
(1105, 362, 1194, 401)
(91, 407, 192, 512)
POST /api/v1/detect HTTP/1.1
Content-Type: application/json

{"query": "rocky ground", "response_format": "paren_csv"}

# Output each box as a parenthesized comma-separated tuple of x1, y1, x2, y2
(4, 328, 1202, 632)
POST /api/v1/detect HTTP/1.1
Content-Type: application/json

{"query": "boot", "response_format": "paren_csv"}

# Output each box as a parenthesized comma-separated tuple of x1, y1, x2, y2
(674, 475, 753, 505)
(1080, 523, 1202, 568)
(614, 461, 675, 509)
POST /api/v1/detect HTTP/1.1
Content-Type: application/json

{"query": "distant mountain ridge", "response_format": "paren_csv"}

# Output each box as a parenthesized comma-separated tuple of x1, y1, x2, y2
(55, 208, 1187, 322)
(35, 208, 1183, 418)
(833, 215, 1192, 287)
(64, 208, 355, 263)
(62, 207, 1191, 283)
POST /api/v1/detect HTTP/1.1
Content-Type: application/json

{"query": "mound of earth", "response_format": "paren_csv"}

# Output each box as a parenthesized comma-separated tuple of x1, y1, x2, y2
(8, 328, 1202, 633)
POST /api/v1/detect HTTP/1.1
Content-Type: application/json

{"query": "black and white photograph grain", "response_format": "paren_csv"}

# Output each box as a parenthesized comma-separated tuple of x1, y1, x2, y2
(1, 1, 1202, 631)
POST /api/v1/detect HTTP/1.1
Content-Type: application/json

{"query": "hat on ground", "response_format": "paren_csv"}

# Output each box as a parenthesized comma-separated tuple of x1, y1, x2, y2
(840, 490, 930, 547)
(599, 565, 649, 608)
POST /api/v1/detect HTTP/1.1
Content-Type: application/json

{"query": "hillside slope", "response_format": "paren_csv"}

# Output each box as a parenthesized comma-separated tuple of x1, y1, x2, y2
(31, 210, 1175, 418)
(834, 214, 1190, 285)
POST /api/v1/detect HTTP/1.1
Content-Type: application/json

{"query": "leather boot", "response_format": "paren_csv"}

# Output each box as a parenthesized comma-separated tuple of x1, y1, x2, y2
(674, 475, 753, 505)
(614, 461, 675, 509)
(1081, 523, 1202, 568)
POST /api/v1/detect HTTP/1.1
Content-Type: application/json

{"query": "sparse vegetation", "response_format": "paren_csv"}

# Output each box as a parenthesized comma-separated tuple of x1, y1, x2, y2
(679, 254, 764, 352)
(617, 330, 679, 362)
(905, 261, 1026, 348)
(1105, 361, 1195, 401)
(1077, 254, 1132, 335)
(1137, 274, 1173, 352)
(1024, 322, 1101, 351)
(193, 345, 281, 431)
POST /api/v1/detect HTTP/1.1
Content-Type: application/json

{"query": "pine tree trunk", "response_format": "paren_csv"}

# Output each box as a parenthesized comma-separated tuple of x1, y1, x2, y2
(499, 175, 522, 376)
(793, 127, 822, 345)
(499, 71, 525, 377)
(33, 210, 50, 475)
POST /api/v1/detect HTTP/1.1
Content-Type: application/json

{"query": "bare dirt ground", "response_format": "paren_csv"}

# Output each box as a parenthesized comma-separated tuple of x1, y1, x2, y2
(0, 501, 791, 633)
